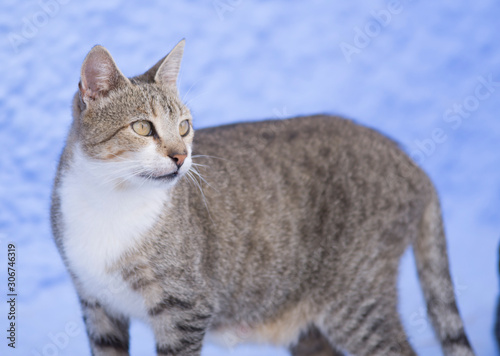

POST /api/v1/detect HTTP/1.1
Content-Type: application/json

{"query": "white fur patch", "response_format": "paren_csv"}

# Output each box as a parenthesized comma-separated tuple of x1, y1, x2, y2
(59, 145, 170, 320)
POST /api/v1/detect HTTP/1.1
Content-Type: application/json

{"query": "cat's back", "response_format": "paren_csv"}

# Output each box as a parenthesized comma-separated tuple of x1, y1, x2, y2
(187, 114, 434, 256)
(192, 115, 431, 199)
(195, 115, 404, 163)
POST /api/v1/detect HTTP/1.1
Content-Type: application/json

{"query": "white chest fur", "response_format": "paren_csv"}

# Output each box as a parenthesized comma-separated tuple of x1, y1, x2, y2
(59, 148, 168, 320)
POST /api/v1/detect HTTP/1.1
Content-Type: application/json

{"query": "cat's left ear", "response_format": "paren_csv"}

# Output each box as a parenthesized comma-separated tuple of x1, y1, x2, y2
(79, 45, 130, 104)
(143, 39, 185, 87)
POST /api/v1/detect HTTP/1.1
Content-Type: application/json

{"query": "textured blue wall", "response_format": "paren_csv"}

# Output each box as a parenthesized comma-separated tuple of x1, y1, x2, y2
(0, 1, 498, 354)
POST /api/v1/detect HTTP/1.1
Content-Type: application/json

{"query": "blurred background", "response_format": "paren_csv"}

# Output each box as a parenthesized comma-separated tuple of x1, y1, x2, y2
(0, 0, 499, 355)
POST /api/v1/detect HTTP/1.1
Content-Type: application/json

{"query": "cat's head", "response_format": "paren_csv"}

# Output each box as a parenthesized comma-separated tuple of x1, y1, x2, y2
(71, 40, 193, 188)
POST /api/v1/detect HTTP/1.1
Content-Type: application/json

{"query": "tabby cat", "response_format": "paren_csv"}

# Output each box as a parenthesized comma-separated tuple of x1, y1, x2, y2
(51, 40, 475, 356)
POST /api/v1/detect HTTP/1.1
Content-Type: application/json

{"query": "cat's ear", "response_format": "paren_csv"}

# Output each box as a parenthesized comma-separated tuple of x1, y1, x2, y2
(143, 39, 185, 87)
(79, 45, 130, 104)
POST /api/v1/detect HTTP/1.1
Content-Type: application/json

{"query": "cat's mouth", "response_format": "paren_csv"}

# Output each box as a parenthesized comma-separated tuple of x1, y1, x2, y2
(140, 171, 179, 181)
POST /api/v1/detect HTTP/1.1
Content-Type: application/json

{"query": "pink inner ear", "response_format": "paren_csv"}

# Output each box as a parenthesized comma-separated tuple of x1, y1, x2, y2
(86, 61, 113, 92)
(81, 48, 120, 100)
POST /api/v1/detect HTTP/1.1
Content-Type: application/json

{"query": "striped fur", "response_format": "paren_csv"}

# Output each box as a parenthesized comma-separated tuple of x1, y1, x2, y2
(51, 42, 476, 356)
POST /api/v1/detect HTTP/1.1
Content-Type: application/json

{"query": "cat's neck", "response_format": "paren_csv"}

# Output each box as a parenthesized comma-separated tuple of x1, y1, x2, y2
(59, 144, 170, 268)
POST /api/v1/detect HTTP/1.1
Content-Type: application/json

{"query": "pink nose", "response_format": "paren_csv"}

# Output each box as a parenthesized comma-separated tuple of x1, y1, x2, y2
(169, 153, 187, 167)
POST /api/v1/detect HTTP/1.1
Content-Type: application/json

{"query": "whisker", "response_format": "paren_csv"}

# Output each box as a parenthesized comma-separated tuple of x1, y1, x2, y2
(186, 168, 212, 220)
(191, 154, 227, 161)
(189, 166, 219, 193)
(184, 171, 196, 188)
(98, 166, 150, 186)
(191, 162, 209, 168)
(184, 90, 209, 107)
(181, 77, 205, 103)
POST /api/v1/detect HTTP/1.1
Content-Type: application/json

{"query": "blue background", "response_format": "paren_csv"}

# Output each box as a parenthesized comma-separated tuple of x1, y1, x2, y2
(0, 0, 499, 355)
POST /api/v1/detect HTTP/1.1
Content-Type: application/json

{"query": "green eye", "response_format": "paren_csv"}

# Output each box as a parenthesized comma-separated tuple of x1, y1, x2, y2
(179, 120, 190, 137)
(132, 121, 152, 136)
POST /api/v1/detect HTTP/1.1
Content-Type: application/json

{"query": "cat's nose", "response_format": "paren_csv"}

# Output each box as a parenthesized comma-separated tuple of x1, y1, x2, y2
(169, 153, 187, 168)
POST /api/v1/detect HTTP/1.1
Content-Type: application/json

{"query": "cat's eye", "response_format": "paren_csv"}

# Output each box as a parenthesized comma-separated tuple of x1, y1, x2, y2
(132, 121, 152, 136)
(179, 120, 190, 137)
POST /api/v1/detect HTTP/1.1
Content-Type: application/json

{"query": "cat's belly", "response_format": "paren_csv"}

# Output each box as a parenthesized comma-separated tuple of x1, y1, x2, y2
(206, 301, 314, 348)
(205, 326, 260, 348)
(205, 322, 302, 348)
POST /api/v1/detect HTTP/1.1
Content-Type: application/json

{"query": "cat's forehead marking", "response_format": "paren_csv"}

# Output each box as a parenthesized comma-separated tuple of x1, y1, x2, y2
(136, 105, 150, 116)
(153, 98, 171, 123)
(150, 97, 158, 117)
(151, 95, 170, 120)
(164, 100, 175, 117)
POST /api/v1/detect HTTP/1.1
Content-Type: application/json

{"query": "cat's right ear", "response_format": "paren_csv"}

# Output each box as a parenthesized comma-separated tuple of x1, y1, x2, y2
(141, 39, 185, 87)
(79, 45, 130, 106)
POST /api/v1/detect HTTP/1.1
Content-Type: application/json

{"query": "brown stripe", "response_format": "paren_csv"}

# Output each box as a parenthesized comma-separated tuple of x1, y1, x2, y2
(148, 296, 194, 316)
(175, 322, 205, 333)
(92, 125, 128, 147)
(443, 332, 471, 348)
(92, 333, 129, 351)
(156, 337, 201, 355)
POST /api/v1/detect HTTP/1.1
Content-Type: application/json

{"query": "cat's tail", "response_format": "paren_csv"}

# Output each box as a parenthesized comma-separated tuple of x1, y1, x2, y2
(413, 190, 475, 356)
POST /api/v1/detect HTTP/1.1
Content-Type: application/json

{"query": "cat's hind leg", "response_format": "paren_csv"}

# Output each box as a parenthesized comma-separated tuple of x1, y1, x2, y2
(314, 253, 416, 356)
(316, 296, 416, 356)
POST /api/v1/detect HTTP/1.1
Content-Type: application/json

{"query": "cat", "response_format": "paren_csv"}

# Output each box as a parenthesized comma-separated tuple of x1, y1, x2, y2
(51, 40, 475, 356)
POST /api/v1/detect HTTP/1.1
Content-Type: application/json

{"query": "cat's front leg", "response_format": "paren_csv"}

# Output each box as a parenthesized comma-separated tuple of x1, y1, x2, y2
(80, 299, 130, 356)
(148, 297, 212, 356)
